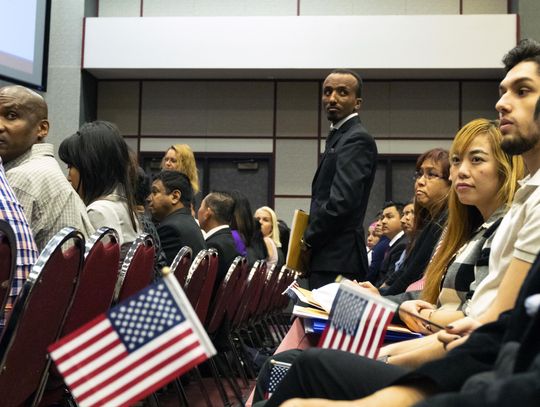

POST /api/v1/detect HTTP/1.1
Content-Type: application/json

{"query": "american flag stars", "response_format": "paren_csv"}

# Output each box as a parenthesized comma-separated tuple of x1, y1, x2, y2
(109, 284, 186, 351)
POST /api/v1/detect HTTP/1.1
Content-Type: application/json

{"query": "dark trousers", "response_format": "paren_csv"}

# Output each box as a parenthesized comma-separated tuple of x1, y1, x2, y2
(309, 271, 359, 289)
(254, 348, 409, 406)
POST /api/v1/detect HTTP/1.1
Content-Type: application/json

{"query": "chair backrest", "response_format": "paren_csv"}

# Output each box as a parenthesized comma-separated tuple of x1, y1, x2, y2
(194, 248, 219, 323)
(223, 256, 250, 326)
(256, 263, 280, 317)
(114, 233, 155, 303)
(61, 227, 121, 336)
(0, 227, 84, 406)
(170, 246, 192, 287)
(0, 220, 16, 314)
(231, 260, 266, 327)
(276, 268, 297, 310)
(245, 262, 271, 320)
(206, 256, 247, 333)
(272, 266, 293, 312)
(183, 249, 210, 308)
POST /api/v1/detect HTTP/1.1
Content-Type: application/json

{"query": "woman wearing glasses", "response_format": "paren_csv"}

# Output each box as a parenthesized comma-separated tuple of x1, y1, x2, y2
(375, 149, 451, 294)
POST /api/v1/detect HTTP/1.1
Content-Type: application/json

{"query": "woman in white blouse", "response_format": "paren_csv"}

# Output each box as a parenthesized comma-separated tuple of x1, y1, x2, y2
(59, 120, 141, 248)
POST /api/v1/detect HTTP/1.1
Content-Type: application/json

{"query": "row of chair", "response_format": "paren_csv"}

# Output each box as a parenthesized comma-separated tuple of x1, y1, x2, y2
(0, 220, 296, 406)
(0, 225, 156, 406)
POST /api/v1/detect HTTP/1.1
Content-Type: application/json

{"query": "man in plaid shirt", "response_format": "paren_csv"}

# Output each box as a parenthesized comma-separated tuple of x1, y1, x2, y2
(0, 157, 39, 332)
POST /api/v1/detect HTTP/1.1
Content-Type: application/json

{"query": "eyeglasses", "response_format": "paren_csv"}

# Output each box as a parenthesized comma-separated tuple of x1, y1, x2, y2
(413, 170, 444, 181)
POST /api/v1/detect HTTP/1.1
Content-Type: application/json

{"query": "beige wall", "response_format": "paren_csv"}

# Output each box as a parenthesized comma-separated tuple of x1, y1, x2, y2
(97, 76, 497, 223)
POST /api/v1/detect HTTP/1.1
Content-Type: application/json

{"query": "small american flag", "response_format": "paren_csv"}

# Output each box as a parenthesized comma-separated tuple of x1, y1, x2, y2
(265, 361, 291, 399)
(48, 273, 216, 407)
(318, 282, 396, 359)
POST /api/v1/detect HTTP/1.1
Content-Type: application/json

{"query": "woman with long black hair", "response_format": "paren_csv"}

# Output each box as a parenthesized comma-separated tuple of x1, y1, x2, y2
(59, 120, 141, 248)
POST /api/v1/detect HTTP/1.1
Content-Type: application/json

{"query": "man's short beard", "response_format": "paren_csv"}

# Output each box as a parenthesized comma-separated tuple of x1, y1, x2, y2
(501, 133, 539, 155)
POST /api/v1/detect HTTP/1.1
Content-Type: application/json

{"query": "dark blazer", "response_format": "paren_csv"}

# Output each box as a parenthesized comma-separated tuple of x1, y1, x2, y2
(304, 115, 377, 285)
(375, 233, 408, 287)
(367, 236, 390, 283)
(157, 207, 206, 265)
(381, 211, 447, 296)
(206, 226, 240, 287)
(403, 249, 540, 406)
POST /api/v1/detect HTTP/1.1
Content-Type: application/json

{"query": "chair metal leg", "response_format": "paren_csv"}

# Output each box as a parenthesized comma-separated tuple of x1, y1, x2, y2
(146, 392, 161, 407)
(208, 357, 232, 407)
(192, 366, 213, 407)
(215, 353, 245, 406)
(231, 331, 257, 379)
(227, 334, 250, 387)
(270, 315, 285, 341)
(269, 314, 286, 340)
(173, 377, 189, 407)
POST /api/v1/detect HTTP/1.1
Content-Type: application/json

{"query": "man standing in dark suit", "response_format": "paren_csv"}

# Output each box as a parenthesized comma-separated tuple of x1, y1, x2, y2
(197, 191, 240, 287)
(147, 170, 206, 265)
(303, 69, 377, 288)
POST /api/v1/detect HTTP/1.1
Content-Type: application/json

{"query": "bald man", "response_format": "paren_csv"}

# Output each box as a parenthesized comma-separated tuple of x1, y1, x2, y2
(0, 85, 94, 250)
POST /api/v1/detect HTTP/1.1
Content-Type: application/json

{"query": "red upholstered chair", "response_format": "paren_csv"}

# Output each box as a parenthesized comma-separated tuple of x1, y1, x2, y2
(113, 233, 155, 303)
(206, 256, 247, 334)
(183, 249, 210, 309)
(242, 261, 268, 323)
(194, 248, 218, 323)
(205, 256, 249, 391)
(39, 227, 121, 406)
(0, 227, 84, 406)
(254, 263, 280, 319)
(170, 246, 192, 287)
(225, 257, 250, 323)
(62, 227, 120, 334)
(231, 260, 266, 329)
(0, 220, 16, 314)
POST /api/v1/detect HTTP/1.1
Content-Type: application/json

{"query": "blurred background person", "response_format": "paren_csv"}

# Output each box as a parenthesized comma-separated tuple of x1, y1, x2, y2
(230, 190, 267, 266)
(161, 144, 200, 195)
(365, 221, 380, 266)
(255, 206, 284, 268)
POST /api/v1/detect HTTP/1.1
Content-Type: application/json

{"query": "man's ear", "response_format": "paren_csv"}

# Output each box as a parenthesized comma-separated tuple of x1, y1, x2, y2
(36, 119, 49, 141)
(355, 98, 363, 112)
(171, 190, 181, 204)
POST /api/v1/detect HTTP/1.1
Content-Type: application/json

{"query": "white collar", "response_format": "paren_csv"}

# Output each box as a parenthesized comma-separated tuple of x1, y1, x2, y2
(388, 230, 405, 247)
(204, 224, 229, 240)
(330, 112, 358, 131)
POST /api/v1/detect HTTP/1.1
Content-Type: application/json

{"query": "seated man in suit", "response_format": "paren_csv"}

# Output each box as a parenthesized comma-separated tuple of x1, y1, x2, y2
(197, 191, 240, 287)
(147, 170, 206, 265)
(375, 201, 407, 287)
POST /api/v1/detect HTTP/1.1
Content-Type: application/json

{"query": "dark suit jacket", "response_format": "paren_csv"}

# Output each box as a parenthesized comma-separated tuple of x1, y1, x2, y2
(206, 226, 240, 288)
(381, 211, 446, 296)
(401, 250, 540, 406)
(304, 115, 377, 282)
(375, 233, 408, 287)
(157, 207, 206, 265)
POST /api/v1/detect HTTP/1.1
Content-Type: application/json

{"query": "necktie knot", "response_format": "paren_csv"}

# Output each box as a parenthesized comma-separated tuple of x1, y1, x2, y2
(325, 128, 338, 152)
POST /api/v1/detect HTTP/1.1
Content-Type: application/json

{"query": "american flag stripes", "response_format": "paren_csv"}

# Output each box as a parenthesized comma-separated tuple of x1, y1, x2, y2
(48, 272, 216, 407)
(318, 282, 396, 359)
